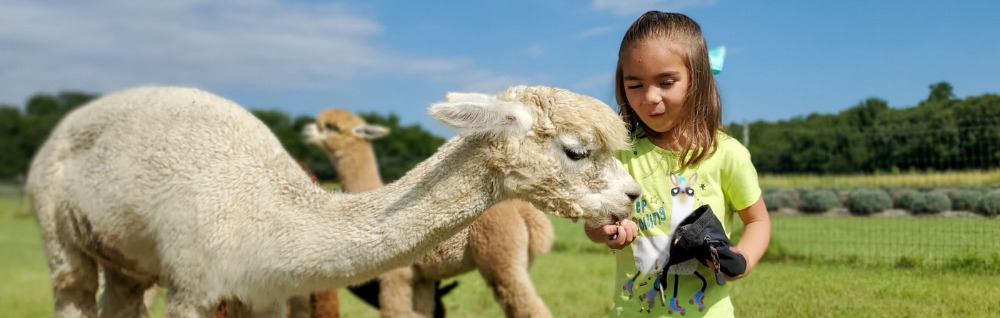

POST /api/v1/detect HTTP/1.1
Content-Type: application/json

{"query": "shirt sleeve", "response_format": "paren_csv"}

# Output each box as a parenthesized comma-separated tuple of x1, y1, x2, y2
(722, 142, 762, 211)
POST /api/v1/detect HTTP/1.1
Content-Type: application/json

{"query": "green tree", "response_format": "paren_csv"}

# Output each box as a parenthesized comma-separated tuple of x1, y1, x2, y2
(0, 106, 26, 179)
(927, 81, 955, 103)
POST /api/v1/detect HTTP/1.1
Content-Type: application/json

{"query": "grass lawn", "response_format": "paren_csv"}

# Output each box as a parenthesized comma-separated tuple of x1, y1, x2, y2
(769, 215, 1000, 267)
(4, 196, 999, 317)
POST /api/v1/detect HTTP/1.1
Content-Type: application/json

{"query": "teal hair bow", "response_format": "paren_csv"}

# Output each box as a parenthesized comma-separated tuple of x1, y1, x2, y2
(709, 46, 726, 75)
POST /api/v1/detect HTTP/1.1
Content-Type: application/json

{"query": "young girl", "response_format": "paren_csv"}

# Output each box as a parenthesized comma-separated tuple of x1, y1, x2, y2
(584, 11, 770, 317)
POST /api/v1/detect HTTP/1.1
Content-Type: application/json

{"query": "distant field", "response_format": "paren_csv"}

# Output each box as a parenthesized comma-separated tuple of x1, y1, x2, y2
(759, 169, 1000, 188)
(4, 196, 999, 317)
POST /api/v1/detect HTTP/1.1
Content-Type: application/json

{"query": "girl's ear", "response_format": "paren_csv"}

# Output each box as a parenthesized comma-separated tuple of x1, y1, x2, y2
(428, 92, 534, 138)
(353, 124, 389, 140)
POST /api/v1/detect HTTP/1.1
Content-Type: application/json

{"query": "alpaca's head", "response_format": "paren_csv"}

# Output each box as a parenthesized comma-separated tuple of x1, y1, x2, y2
(303, 109, 390, 158)
(429, 85, 641, 224)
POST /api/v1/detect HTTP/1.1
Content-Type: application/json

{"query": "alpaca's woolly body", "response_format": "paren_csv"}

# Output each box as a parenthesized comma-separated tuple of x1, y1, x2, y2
(29, 85, 639, 317)
(305, 109, 555, 317)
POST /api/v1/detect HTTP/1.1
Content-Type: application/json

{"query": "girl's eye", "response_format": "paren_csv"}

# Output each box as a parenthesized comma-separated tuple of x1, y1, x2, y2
(626, 83, 642, 89)
(564, 148, 589, 161)
(660, 80, 676, 86)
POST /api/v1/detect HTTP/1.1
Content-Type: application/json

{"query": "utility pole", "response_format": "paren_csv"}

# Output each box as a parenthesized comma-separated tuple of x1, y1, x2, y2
(742, 119, 749, 146)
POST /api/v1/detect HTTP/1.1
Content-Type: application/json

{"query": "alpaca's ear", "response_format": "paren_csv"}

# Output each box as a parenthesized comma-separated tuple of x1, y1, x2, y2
(429, 92, 534, 137)
(354, 125, 389, 140)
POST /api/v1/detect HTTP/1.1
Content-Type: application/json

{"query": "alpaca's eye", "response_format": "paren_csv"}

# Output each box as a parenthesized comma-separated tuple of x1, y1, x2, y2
(685, 188, 694, 196)
(564, 148, 589, 161)
(324, 123, 338, 132)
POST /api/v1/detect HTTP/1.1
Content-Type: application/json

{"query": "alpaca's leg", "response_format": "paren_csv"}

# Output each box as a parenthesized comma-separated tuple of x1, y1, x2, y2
(309, 290, 340, 318)
(45, 240, 99, 318)
(163, 288, 213, 318)
(378, 266, 421, 317)
(98, 267, 154, 318)
(35, 199, 99, 318)
(143, 287, 159, 312)
(471, 210, 551, 318)
(410, 279, 437, 317)
(286, 295, 311, 318)
(247, 302, 285, 318)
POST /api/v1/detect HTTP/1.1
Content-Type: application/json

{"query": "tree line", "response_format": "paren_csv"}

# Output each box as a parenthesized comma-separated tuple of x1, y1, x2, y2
(1, 81, 997, 182)
(726, 82, 1000, 174)
(0, 92, 445, 183)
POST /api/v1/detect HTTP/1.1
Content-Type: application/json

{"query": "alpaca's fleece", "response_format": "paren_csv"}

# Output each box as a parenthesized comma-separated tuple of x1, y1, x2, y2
(28, 85, 638, 317)
(305, 109, 557, 317)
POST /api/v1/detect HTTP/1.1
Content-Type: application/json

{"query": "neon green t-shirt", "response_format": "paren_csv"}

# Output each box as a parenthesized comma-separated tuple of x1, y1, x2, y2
(611, 132, 761, 318)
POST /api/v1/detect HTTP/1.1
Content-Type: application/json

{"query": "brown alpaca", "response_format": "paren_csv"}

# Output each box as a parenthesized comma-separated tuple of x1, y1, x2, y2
(304, 109, 556, 317)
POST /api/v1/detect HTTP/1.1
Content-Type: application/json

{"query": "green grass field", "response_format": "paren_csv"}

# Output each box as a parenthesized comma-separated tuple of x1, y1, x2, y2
(3, 195, 999, 317)
(770, 215, 1000, 267)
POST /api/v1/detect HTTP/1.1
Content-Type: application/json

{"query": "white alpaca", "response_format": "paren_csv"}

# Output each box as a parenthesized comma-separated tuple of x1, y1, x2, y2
(27, 85, 640, 317)
(303, 109, 557, 317)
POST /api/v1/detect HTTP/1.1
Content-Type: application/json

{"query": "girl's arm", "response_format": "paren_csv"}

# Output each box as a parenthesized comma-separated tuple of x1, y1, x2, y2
(732, 195, 770, 279)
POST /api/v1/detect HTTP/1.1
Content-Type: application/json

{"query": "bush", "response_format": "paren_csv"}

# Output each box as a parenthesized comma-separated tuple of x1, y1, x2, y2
(894, 190, 924, 213)
(921, 191, 951, 214)
(895, 190, 951, 215)
(799, 189, 840, 213)
(763, 191, 790, 212)
(845, 188, 892, 216)
(794, 186, 811, 201)
(975, 191, 1000, 217)
(949, 190, 982, 211)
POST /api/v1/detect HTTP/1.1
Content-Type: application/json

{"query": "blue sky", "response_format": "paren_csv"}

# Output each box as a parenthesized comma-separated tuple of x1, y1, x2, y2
(2, 0, 997, 137)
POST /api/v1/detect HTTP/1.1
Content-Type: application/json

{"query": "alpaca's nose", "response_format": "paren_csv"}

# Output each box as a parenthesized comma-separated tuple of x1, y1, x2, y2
(626, 186, 642, 202)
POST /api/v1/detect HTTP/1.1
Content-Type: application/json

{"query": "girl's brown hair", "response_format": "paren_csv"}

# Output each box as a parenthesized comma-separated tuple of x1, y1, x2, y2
(615, 11, 722, 170)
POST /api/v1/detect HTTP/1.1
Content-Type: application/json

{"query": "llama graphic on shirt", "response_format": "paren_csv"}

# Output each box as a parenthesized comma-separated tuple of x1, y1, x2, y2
(624, 172, 709, 315)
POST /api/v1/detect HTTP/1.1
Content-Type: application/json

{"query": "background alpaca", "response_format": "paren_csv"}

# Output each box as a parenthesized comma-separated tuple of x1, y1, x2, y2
(303, 109, 556, 317)
(28, 85, 640, 317)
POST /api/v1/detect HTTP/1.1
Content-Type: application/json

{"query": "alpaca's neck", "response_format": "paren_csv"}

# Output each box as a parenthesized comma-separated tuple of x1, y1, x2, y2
(288, 137, 501, 291)
(330, 141, 384, 192)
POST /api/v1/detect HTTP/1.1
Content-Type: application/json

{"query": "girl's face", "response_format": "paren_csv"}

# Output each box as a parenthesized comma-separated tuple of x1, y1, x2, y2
(621, 38, 689, 138)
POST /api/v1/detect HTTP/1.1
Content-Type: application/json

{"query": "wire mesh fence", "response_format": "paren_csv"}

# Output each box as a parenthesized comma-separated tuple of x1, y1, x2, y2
(743, 116, 1000, 268)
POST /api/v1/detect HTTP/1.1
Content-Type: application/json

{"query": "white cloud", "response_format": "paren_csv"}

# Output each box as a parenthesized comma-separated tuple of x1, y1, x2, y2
(590, 0, 718, 16)
(579, 25, 617, 38)
(458, 71, 536, 94)
(0, 0, 499, 104)
(572, 73, 615, 94)
(524, 44, 545, 58)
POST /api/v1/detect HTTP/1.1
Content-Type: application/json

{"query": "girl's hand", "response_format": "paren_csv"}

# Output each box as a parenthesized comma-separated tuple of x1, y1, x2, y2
(585, 219, 639, 249)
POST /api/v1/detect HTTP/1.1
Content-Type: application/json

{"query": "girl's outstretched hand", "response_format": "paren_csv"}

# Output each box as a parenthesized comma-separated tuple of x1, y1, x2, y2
(585, 219, 639, 249)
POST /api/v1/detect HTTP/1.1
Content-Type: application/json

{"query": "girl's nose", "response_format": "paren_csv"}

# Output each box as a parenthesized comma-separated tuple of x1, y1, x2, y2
(644, 87, 662, 105)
